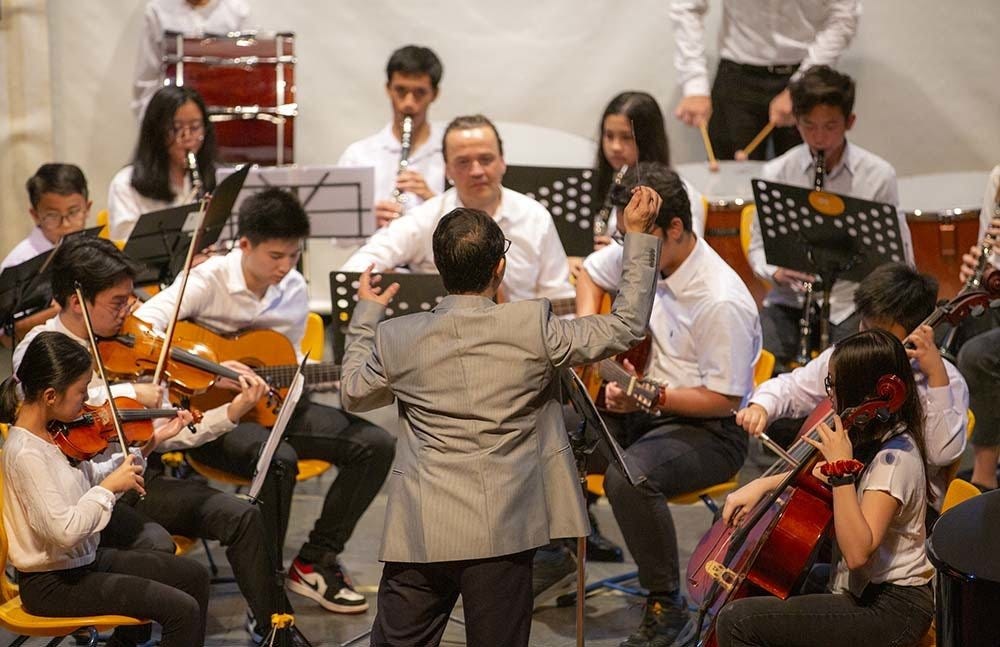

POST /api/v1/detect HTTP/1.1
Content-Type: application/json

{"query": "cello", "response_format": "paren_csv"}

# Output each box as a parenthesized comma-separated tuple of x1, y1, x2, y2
(686, 374, 908, 647)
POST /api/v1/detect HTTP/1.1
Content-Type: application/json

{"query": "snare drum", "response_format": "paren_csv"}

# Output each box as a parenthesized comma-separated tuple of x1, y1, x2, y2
(899, 172, 987, 299)
(163, 31, 296, 166)
(676, 160, 769, 305)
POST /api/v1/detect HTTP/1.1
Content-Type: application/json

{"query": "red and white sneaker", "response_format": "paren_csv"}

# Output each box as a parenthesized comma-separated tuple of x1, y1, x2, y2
(286, 556, 369, 614)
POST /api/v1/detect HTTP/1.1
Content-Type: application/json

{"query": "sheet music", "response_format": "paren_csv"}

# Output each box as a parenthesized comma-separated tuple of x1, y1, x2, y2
(248, 352, 309, 500)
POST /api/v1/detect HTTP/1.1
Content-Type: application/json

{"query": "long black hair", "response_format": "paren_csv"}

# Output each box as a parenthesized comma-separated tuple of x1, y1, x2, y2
(593, 91, 671, 208)
(0, 332, 93, 423)
(829, 329, 930, 493)
(131, 85, 217, 202)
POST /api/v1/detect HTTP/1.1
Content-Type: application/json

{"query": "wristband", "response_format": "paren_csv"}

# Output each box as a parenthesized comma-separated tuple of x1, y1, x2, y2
(828, 473, 858, 487)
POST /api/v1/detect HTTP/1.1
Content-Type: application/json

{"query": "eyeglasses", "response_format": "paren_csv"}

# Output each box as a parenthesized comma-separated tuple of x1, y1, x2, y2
(169, 121, 205, 138)
(824, 375, 835, 396)
(101, 294, 137, 316)
(503, 238, 512, 254)
(38, 207, 86, 228)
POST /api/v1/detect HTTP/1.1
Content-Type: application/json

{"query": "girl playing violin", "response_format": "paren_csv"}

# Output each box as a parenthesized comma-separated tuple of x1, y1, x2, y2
(715, 328, 934, 647)
(0, 331, 210, 647)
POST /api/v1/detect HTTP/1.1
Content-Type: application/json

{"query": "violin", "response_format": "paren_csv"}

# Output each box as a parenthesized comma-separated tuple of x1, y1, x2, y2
(47, 396, 200, 462)
(686, 374, 908, 647)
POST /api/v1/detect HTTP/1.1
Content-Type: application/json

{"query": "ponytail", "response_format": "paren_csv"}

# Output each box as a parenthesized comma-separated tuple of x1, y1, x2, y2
(0, 375, 20, 423)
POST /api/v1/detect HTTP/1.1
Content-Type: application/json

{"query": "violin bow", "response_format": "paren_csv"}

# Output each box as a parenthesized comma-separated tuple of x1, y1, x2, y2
(151, 191, 211, 386)
(74, 283, 130, 455)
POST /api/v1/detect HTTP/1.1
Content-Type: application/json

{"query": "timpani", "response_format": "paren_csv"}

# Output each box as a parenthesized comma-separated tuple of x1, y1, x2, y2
(898, 171, 987, 299)
(162, 31, 297, 166)
(676, 161, 769, 305)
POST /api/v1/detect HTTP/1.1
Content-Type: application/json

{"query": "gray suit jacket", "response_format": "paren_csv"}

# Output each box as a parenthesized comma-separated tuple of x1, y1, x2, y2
(342, 233, 660, 563)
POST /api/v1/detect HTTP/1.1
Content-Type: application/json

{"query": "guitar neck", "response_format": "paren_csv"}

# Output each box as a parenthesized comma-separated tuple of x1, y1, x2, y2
(254, 362, 341, 389)
(596, 358, 663, 410)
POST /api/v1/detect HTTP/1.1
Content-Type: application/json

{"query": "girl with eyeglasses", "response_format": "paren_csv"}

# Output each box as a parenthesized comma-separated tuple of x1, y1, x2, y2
(107, 85, 217, 241)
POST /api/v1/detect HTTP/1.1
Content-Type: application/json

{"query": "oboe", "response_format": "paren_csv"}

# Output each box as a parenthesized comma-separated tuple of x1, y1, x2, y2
(793, 150, 826, 366)
(391, 115, 414, 210)
(594, 164, 629, 237)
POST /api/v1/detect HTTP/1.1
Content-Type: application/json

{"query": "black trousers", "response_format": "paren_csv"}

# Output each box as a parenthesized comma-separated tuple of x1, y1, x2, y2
(372, 549, 536, 647)
(133, 468, 287, 630)
(187, 400, 396, 567)
(604, 413, 747, 593)
(709, 59, 803, 160)
(959, 326, 1000, 446)
(18, 548, 210, 647)
(715, 582, 934, 647)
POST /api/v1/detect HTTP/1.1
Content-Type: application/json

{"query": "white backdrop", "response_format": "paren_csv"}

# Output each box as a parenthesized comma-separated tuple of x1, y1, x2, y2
(4, 0, 1000, 247)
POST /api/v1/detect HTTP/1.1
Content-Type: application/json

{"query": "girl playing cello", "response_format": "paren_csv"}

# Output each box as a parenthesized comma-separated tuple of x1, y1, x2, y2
(0, 331, 210, 646)
(715, 329, 934, 647)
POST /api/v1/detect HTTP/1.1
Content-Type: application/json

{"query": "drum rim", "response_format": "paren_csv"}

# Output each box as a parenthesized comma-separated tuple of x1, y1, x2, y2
(904, 208, 980, 220)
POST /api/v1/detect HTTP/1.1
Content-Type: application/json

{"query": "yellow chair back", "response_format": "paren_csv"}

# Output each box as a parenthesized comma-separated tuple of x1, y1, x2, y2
(301, 312, 325, 361)
(941, 478, 980, 514)
(753, 349, 776, 386)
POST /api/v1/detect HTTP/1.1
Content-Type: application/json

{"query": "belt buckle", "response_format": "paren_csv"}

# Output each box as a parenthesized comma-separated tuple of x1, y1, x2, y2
(768, 63, 797, 75)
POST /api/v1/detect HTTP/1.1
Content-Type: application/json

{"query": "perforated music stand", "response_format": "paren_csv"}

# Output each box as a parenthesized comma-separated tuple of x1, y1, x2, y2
(505, 165, 595, 256)
(216, 165, 375, 242)
(329, 271, 446, 362)
(753, 179, 907, 344)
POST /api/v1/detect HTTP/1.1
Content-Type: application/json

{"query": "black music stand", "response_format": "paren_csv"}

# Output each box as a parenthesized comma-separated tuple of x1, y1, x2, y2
(329, 271, 446, 362)
(504, 165, 595, 256)
(753, 179, 907, 345)
(123, 165, 250, 285)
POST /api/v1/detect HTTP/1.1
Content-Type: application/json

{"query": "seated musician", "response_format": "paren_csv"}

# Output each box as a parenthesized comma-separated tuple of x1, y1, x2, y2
(1, 163, 90, 346)
(747, 64, 914, 372)
(108, 85, 217, 241)
(338, 45, 446, 229)
(1, 332, 209, 647)
(133, 0, 251, 120)
(737, 262, 968, 511)
(957, 186, 1000, 490)
(135, 188, 396, 617)
(715, 329, 934, 647)
(11, 236, 299, 644)
(576, 162, 761, 647)
(341, 114, 575, 304)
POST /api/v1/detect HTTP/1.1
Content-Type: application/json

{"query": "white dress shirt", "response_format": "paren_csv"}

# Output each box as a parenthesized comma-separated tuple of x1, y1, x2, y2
(749, 345, 969, 507)
(670, 0, 862, 97)
(2, 426, 127, 572)
(107, 165, 193, 242)
(0, 227, 54, 271)
(132, 0, 252, 119)
(13, 314, 236, 451)
(605, 178, 708, 238)
(583, 237, 762, 399)
(341, 187, 575, 303)
(338, 122, 446, 206)
(749, 141, 914, 324)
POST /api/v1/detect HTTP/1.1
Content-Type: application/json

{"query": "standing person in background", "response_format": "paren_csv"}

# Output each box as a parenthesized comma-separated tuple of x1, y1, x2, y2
(338, 45, 446, 229)
(670, 0, 860, 159)
(133, 0, 251, 120)
(108, 85, 217, 241)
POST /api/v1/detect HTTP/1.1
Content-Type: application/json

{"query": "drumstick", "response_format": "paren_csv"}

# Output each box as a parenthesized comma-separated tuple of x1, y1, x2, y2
(735, 122, 776, 161)
(698, 122, 720, 172)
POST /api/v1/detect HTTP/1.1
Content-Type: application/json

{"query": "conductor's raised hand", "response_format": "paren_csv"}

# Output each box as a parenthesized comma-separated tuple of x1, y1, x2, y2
(622, 186, 662, 235)
(359, 264, 401, 306)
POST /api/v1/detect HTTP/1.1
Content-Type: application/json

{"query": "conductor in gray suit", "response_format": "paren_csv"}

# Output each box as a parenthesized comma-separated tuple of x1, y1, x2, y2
(341, 187, 664, 646)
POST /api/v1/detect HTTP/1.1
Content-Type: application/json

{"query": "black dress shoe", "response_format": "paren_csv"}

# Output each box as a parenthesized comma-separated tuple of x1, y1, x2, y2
(584, 513, 624, 562)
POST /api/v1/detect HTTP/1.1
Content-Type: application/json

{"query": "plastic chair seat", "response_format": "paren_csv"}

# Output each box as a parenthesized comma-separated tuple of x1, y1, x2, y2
(186, 455, 332, 485)
(172, 535, 199, 556)
(0, 595, 147, 637)
(668, 479, 739, 505)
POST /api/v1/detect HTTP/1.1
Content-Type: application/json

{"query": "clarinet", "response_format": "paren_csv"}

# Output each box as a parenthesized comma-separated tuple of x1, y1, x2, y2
(793, 150, 825, 366)
(963, 189, 999, 292)
(390, 115, 414, 210)
(185, 150, 204, 202)
(594, 164, 629, 237)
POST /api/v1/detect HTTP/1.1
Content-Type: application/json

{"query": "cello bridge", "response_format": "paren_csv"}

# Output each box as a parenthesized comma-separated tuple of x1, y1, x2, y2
(705, 560, 737, 591)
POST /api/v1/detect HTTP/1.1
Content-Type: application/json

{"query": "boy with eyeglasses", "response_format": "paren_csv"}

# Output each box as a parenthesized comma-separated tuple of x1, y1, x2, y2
(1, 164, 91, 346)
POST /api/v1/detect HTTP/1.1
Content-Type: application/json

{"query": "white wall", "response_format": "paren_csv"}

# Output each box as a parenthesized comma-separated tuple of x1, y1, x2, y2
(33, 0, 1000, 222)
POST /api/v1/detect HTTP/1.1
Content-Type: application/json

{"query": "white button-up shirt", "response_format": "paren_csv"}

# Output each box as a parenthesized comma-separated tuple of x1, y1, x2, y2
(749, 345, 969, 508)
(584, 237, 762, 399)
(341, 187, 575, 303)
(338, 122, 447, 207)
(670, 0, 861, 97)
(749, 141, 914, 324)
(107, 165, 193, 242)
(1, 226, 54, 270)
(132, 0, 252, 119)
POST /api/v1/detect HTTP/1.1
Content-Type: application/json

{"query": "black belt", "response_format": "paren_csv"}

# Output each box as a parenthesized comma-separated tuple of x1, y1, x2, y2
(721, 58, 800, 76)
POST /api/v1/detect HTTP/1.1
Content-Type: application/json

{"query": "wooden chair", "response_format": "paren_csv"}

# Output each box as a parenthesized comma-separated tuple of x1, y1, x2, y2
(0, 451, 148, 647)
